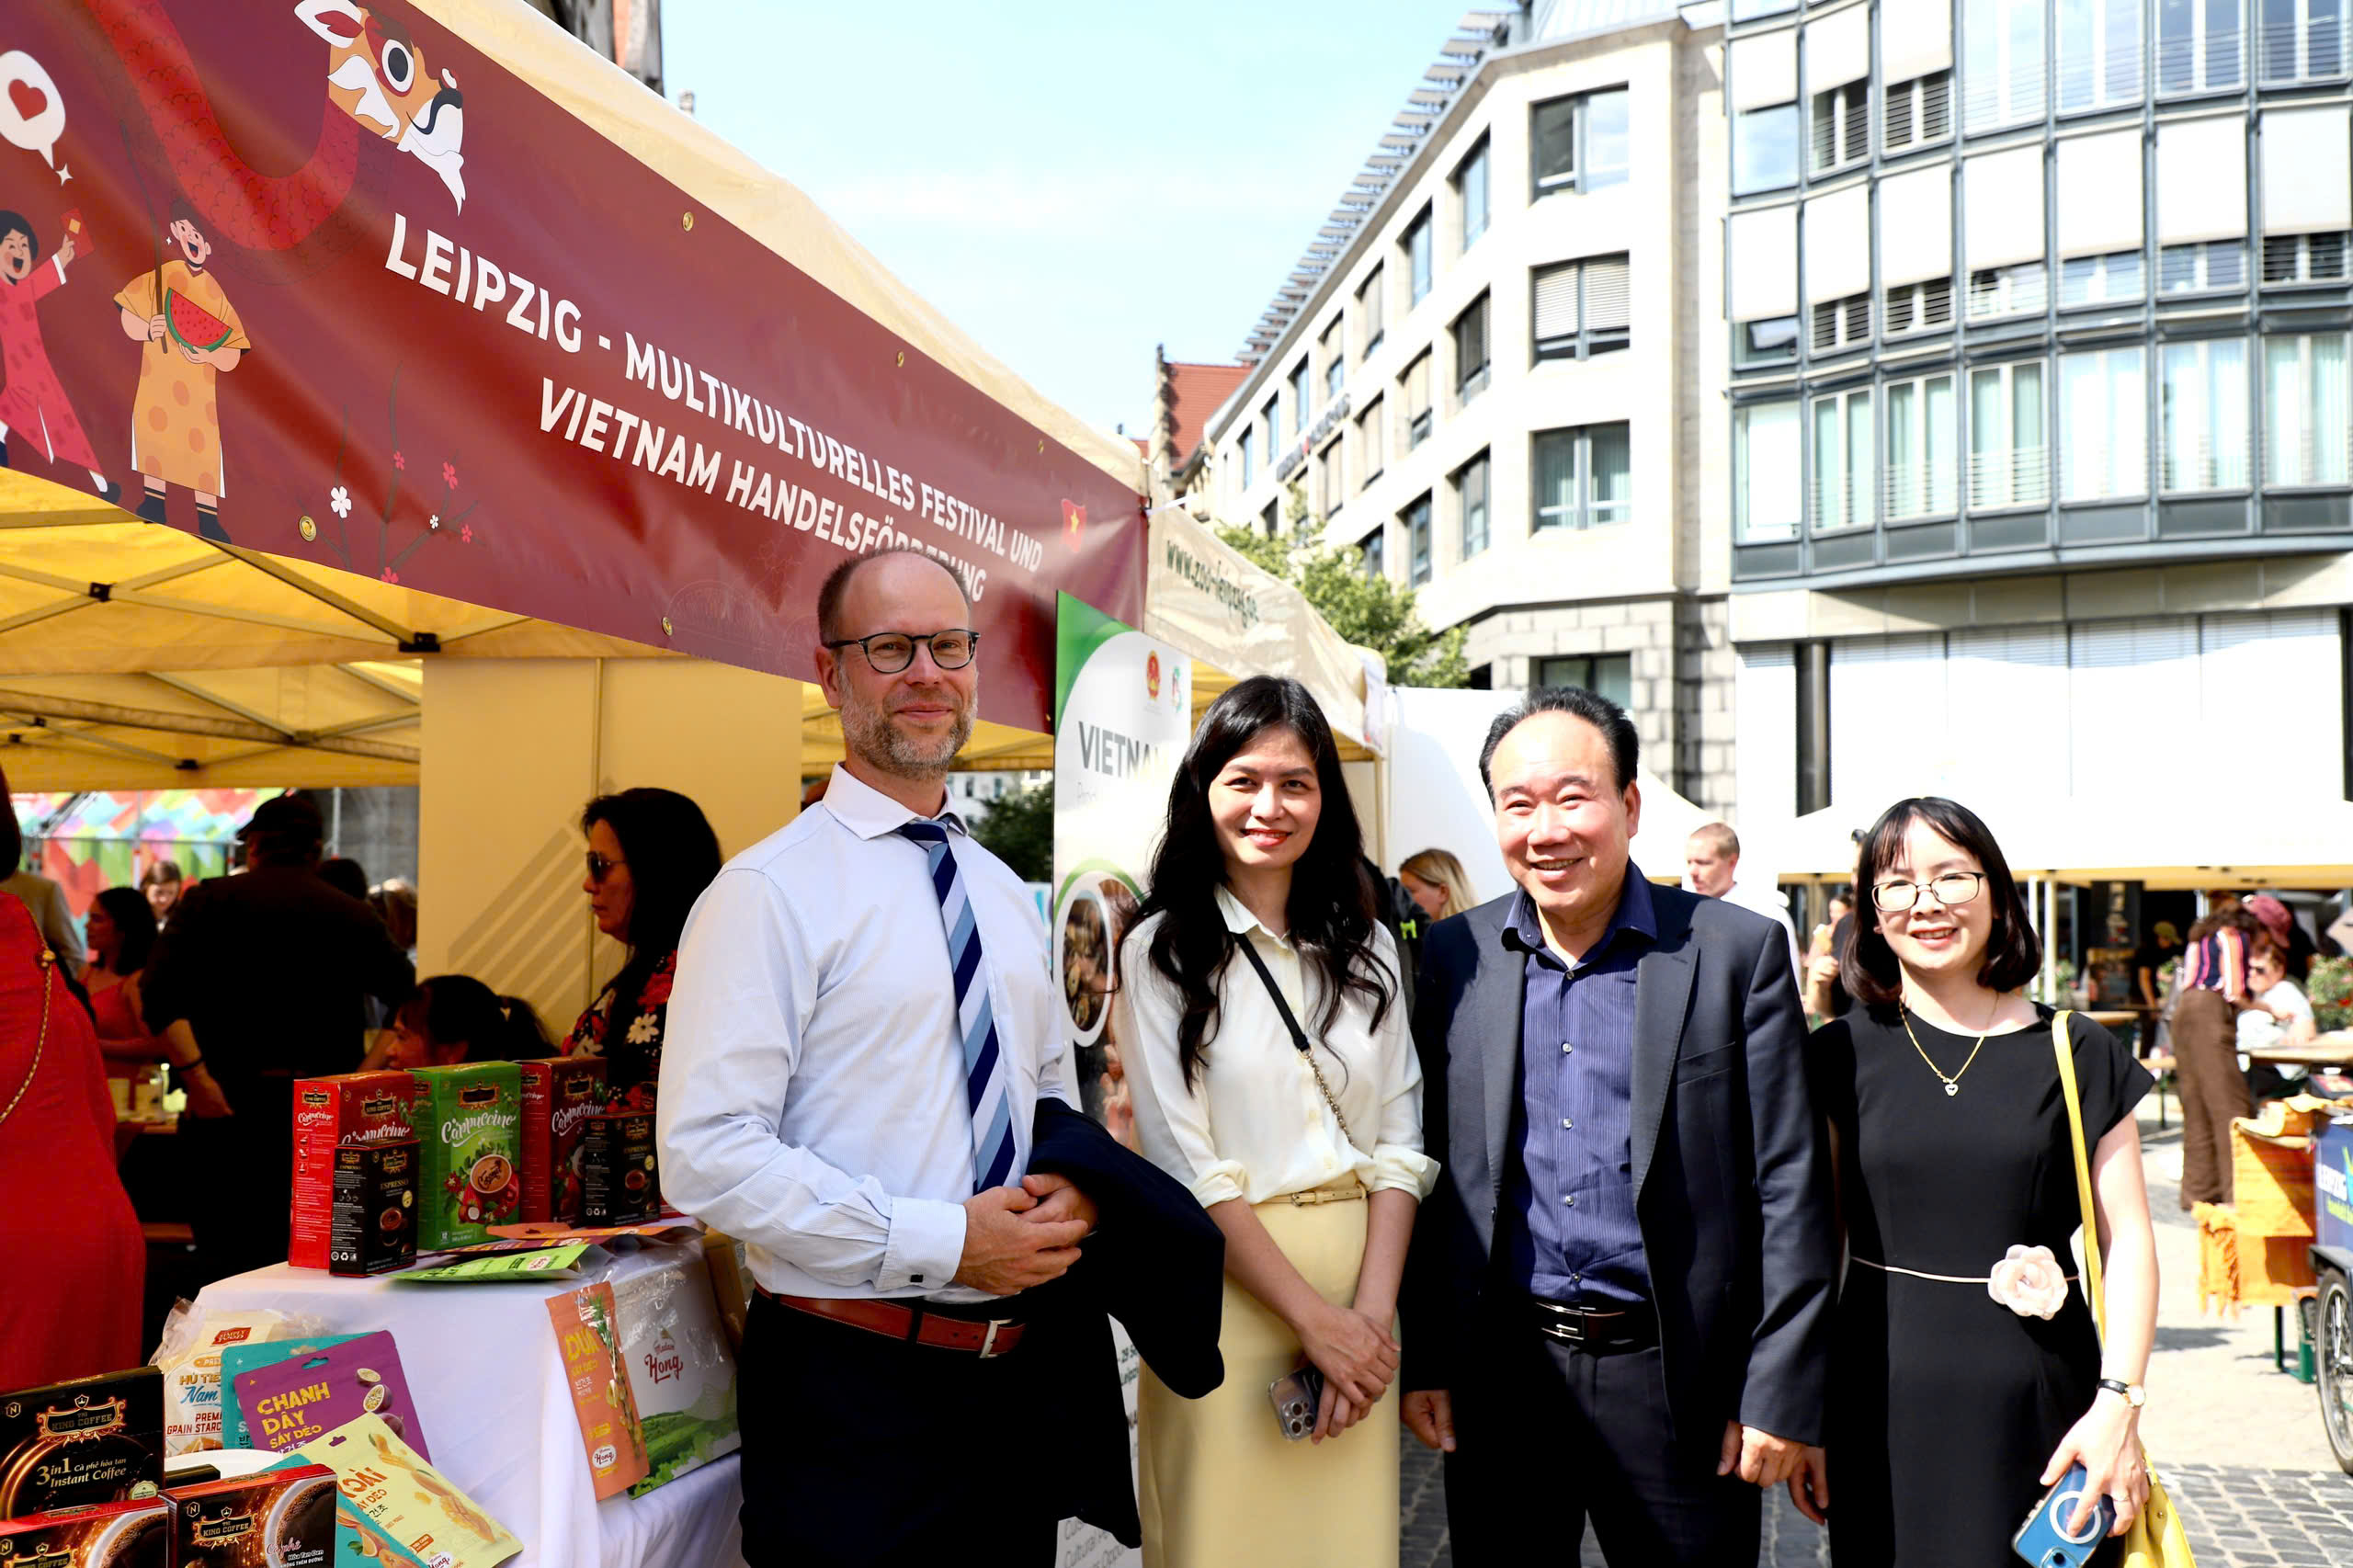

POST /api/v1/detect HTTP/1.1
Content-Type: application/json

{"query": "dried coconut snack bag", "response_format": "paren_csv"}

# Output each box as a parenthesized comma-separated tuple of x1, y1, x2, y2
(284, 1415, 518, 1568)
(233, 1332, 430, 1461)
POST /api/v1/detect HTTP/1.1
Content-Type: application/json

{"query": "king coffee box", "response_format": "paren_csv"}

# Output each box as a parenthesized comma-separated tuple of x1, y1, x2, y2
(290, 1071, 419, 1269)
(518, 1057, 608, 1225)
(580, 1110, 658, 1226)
(0, 1496, 170, 1566)
(414, 1063, 523, 1250)
(0, 1369, 164, 1518)
(164, 1464, 336, 1568)
(329, 1142, 418, 1277)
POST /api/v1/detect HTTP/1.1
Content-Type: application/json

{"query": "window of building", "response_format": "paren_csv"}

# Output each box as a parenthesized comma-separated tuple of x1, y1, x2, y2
(2060, 346, 2149, 501)
(2059, 250, 2147, 307)
(1455, 451, 1491, 559)
(1289, 360, 1310, 437)
(1964, 0, 2049, 132)
(1404, 353, 1433, 449)
(2058, 0, 2146, 110)
(1405, 494, 1434, 585)
(1531, 88, 1631, 199)
(1455, 137, 1491, 251)
(1735, 401, 1803, 542)
(1886, 373, 1961, 518)
(1811, 387, 1874, 532)
(2158, 240, 2248, 294)
(1968, 360, 2050, 508)
(1321, 317, 1347, 400)
(1262, 499, 1279, 537)
(1534, 653, 1633, 710)
(1533, 424, 1632, 531)
(1453, 294, 1491, 403)
(1733, 105, 1802, 196)
(1884, 278, 1956, 335)
(2264, 331, 2351, 485)
(1738, 315, 1803, 368)
(1359, 267, 1386, 358)
(1361, 526, 1385, 579)
(2160, 0, 2246, 92)
(2262, 232, 2351, 284)
(2161, 338, 2251, 492)
(1811, 292, 1871, 354)
(1967, 261, 2051, 321)
(1240, 427, 1255, 489)
(2259, 0, 2347, 84)
(1533, 255, 1632, 361)
(1405, 208, 1434, 307)
(1319, 438, 1347, 519)
(1812, 81, 1868, 175)
(1731, 0, 1797, 17)
(1883, 71, 1955, 150)
(1264, 396, 1282, 461)
(1358, 395, 1386, 486)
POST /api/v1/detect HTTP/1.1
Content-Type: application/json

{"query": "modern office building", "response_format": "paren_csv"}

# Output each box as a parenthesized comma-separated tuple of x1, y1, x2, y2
(1722, 0, 2352, 832)
(1196, 1, 1742, 813)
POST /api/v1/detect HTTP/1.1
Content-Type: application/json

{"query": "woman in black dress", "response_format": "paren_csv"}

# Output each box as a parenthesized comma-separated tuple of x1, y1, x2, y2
(1805, 798, 2158, 1563)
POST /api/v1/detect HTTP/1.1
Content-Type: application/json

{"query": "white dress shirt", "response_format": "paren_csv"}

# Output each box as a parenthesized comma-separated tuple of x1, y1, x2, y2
(1725, 878, 1804, 983)
(1113, 886, 1438, 1209)
(656, 765, 1069, 1304)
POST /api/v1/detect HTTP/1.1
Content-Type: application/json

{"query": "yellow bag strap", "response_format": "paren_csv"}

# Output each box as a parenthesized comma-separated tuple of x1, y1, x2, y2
(2050, 1009, 2108, 1340)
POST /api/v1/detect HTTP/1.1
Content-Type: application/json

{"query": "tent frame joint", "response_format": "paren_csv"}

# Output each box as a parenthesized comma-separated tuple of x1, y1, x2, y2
(400, 632, 442, 654)
(87, 581, 111, 603)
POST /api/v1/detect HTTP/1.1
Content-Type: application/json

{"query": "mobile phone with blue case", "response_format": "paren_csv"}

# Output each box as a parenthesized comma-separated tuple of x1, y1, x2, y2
(2012, 1463, 2116, 1567)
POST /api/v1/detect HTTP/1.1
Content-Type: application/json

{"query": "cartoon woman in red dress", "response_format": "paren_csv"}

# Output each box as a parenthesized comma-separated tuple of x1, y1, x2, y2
(0, 211, 118, 503)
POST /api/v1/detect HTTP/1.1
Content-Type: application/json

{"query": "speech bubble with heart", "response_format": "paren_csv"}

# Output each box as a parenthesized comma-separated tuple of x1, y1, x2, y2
(0, 51, 65, 170)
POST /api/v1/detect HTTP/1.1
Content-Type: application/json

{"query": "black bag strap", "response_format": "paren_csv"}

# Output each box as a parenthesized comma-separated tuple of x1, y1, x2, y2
(1233, 935, 1358, 1148)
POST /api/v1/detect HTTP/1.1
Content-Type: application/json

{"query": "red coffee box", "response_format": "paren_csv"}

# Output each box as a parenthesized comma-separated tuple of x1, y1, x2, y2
(518, 1058, 608, 1224)
(289, 1072, 419, 1270)
(165, 1464, 336, 1568)
(0, 1497, 171, 1566)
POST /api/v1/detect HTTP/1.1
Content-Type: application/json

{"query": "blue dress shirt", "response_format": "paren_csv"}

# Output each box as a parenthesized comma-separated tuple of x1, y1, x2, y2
(1501, 868, 1657, 1306)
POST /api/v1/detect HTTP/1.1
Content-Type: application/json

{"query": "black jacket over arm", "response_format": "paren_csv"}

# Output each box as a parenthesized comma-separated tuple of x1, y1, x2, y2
(1020, 1097, 1224, 1546)
(1399, 884, 1835, 1453)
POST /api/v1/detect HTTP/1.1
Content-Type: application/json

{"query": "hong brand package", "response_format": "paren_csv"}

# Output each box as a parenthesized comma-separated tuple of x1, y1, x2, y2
(412, 1063, 522, 1250)
(518, 1057, 607, 1225)
(216, 1338, 363, 1451)
(282, 1416, 517, 1568)
(612, 1252, 739, 1496)
(0, 1368, 164, 1517)
(330, 1141, 419, 1277)
(0, 1496, 171, 1566)
(232, 1333, 428, 1461)
(580, 1110, 658, 1226)
(163, 1463, 336, 1568)
(290, 1072, 419, 1269)
(150, 1307, 292, 1456)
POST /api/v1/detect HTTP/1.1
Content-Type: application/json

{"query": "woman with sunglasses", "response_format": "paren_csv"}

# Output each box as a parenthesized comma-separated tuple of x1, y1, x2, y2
(1805, 797, 2157, 1565)
(563, 788, 722, 1106)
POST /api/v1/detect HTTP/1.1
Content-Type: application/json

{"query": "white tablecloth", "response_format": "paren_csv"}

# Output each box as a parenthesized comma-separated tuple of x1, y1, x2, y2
(197, 1247, 744, 1568)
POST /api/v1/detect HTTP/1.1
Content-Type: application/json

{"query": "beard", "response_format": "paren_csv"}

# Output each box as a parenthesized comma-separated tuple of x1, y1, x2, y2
(840, 687, 974, 781)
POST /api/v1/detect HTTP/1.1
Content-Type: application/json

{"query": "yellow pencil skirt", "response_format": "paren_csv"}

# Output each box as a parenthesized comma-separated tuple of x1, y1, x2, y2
(1135, 1189, 1399, 1568)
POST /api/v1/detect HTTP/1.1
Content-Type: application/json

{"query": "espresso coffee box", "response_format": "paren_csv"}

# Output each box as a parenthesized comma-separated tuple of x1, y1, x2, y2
(518, 1058, 608, 1224)
(165, 1464, 336, 1568)
(289, 1071, 419, 1269)
(580, 1111, 658, 1225)
(0, 1368, 164, 1518)
(413, 1063, 522, 1250)
(0, 1496, 171, 1566)
(328, 1142, 418, 1277)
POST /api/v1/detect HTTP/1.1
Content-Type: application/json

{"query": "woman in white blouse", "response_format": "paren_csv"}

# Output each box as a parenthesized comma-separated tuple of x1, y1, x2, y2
(1113, 676, 1438, 1568)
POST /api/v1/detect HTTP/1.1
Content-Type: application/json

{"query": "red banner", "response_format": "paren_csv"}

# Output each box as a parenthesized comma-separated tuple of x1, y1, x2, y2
(0, 0, 1143, 731)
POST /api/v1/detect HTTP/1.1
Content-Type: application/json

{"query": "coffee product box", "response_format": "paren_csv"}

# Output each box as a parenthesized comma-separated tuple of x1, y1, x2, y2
(290, 1071, 419, 1269)
(412, 1063, 522, 1250)
(0, 1368, 164, 1518)
(329, 1142, 418, 1277)
(164, 1463, 336, 1568)
(518, 1058, 608, 1225)
(580, 1111, 658, 1226)
(0, 1496, 170, 1566)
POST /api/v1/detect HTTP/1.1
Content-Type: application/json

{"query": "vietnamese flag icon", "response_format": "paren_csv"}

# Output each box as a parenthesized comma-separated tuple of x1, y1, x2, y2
(1062, 500, 1086, 543)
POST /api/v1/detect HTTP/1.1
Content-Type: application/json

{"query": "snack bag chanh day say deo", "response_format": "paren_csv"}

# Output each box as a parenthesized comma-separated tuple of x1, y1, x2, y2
(412, 1062, 522, 1250)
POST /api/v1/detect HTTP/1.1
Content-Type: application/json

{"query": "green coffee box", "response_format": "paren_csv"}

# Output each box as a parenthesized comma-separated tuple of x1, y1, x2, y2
(411, 1063, 522, 1251)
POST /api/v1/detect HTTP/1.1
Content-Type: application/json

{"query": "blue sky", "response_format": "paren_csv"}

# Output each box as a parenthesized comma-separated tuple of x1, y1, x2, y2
(665, 1, 1463, 440)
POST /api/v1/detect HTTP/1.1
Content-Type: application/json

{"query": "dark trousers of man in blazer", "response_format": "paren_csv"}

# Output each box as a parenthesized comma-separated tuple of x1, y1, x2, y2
(1401, 886, 1835, 1565)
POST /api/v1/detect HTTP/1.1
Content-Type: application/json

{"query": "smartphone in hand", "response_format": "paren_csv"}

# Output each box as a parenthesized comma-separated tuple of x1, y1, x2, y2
(1267, 1365, 1326, 1442)
(2012, 1463, 2116, 1567)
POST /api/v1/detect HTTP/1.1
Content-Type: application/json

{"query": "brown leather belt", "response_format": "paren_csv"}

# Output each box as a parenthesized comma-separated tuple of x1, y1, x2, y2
(760, 1289, 1027, 1358)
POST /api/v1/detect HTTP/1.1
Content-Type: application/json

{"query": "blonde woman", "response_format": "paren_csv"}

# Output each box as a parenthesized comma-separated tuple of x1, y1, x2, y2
(1397, 847, 1474, 925)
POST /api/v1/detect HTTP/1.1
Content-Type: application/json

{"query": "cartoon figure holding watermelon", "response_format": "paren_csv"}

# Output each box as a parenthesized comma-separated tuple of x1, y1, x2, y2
(0, 210, 119, 504)
(113, 202, 248, 541)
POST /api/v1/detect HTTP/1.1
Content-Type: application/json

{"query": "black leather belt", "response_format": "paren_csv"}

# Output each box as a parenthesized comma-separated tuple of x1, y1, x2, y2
(1529, 1297, 1657, 1350)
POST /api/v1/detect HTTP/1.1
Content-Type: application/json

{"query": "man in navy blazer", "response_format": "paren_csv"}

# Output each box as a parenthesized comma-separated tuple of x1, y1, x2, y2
(1400, 687, 1834, 1565)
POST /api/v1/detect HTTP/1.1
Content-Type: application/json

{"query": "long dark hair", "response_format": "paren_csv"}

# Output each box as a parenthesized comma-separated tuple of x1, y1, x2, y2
(1843, 797, 2041, 1007)
(409, 974, 552, 1062)
(93, 886, 158, 974)
(581, 788, 721, 1026)
(1125, 676, 1392, 1089)
(0, 761, 20, 870)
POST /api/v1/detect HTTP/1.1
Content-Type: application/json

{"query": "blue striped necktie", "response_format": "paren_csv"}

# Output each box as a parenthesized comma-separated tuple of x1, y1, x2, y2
(895, 820, 1019, 1192)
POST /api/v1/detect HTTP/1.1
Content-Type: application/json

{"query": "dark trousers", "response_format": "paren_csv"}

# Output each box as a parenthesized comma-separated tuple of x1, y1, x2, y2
(181, 1075, 296, 1287)
(1442, 1302, 1761, 1568)
(2174, 988, 2249, 1210)
(736, 1292, 1059, 1568)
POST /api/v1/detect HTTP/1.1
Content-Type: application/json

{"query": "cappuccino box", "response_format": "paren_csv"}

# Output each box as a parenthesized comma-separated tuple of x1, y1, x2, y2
(328, 1142, 418, 1278)
(580, 1111, 658, 1226)
(0, 1497, 171, 1566)
(413, 1063, 522, 1251)
(164, 1463, 336, 1568)
(517, 1058, 608, 1225)
(289, 1072, 419, 1270)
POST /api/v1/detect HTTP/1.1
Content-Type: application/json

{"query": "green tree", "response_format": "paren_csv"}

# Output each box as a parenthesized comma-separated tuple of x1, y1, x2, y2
(1215, 483, 1469, 687)
(970, 778, 1053, 883)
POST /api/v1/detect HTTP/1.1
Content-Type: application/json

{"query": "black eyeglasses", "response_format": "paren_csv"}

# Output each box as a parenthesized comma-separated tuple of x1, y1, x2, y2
(585, 851, 626, 884)
(1872, 871, 1985, 913)
(823, 629, 978, 674)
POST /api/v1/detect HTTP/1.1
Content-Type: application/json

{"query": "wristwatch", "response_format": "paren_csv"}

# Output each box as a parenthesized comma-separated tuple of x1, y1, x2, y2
(2097, 1377, 2147, 1409)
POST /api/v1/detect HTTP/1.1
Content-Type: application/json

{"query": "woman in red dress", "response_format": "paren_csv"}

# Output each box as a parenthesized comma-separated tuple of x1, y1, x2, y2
(0, 211, 117, 501)
(0, 891, 144, 1389)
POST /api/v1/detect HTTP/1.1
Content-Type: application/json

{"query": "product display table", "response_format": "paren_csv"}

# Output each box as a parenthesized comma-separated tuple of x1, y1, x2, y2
(197, 1244, 744, 1568)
